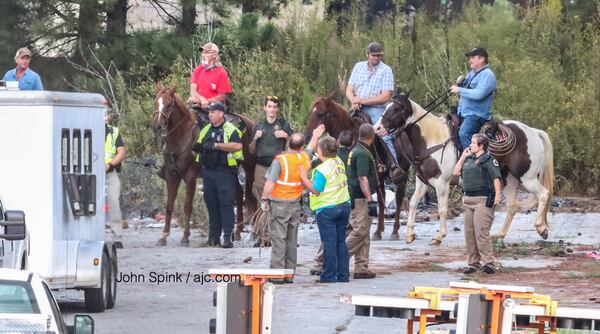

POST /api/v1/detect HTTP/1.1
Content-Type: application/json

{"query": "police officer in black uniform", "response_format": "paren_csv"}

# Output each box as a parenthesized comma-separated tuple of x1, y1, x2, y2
(193, 103, 243, 248)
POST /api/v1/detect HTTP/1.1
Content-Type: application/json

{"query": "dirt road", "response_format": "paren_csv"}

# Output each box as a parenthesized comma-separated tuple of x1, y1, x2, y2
(58, 210, 600, 333)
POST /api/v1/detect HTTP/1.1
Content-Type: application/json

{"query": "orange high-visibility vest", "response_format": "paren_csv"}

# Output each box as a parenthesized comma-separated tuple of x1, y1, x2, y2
(270, 151, 310, 201)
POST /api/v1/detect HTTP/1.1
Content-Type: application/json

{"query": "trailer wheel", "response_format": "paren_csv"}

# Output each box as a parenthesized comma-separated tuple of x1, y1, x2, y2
(107, 252, 117, 309)
(84, 252, 110, 312)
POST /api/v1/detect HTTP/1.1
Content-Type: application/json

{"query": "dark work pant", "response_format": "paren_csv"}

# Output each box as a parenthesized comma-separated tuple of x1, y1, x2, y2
(203, 168, 236, 244)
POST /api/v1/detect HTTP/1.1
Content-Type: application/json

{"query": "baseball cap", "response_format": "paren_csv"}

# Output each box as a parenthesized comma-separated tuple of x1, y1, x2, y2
(201, 42, 219, 53)
(208, 102, 226, 112)
(366, 42, 384, 55)
(465, 47, 488, 58)
(15, 48, 32, 58)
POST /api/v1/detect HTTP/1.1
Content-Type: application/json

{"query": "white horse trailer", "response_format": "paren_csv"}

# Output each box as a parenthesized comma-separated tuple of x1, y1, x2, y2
(0, 90, 117, 312)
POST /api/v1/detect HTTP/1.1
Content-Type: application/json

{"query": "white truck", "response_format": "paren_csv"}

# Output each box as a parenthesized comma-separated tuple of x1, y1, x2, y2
(0, 90, 118, 312)
(0, 268, 95, 334)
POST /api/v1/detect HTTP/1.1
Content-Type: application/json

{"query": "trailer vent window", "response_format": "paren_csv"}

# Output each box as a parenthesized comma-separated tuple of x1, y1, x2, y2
(61, 129, 70, 173)
(73, 129, 81, 173)
(84, 130, 92, 173)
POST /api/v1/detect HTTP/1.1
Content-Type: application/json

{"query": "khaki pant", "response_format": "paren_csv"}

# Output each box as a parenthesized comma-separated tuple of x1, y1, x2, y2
(463, 196, 496, 268)
(253, 164, 270, 242)
(346, 199, 372, 273)
(269, 200, 301, 270)
(252, 164, 269, 201)
(106, 171, 123, 239)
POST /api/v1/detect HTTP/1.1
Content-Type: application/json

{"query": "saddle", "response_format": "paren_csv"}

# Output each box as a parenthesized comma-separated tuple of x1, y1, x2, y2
(190, 106, 247, 134)
(444, 113, 502, 150)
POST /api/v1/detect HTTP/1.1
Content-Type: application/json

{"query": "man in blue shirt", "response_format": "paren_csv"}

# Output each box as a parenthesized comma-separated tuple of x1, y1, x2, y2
(346, 42, 396, 162)
(3, 48, 44, 91)
(450, 47, 496, 150)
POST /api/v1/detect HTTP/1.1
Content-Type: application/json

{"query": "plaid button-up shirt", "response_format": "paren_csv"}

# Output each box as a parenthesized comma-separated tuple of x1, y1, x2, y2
(348, 61, 394, 107)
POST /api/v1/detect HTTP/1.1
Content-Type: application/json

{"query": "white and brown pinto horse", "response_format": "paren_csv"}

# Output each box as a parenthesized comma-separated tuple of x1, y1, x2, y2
(374, 93, 554, 245)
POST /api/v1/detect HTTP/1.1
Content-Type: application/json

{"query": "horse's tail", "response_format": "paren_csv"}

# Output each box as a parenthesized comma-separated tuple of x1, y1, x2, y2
(537, 129, 554, 209)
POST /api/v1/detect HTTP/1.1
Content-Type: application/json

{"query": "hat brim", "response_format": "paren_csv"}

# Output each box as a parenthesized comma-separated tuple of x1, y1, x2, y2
(465, 52, 486, 57)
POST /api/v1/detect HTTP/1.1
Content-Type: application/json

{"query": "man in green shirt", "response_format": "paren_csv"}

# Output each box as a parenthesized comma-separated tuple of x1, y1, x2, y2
(346, 124, 378, 279)
(249, 96, 293, 245)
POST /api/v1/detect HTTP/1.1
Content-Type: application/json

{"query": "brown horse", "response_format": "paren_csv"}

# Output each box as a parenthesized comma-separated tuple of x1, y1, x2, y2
(152, 84, 199, 246)
(305, 95, 410, 240)
(153, 84, 258, 245)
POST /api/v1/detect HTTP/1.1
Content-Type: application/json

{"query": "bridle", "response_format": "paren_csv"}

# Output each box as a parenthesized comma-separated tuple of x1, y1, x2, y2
(153, 94, 189, 137)
(381, 97, 411, 137)
(383, 91, 452, 137)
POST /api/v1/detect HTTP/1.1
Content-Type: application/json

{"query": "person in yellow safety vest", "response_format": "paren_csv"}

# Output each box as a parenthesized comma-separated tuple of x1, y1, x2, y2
(191, 102, 243, 248)
(105, 111, 127, 246)
(260, 126, 324, 284)
(300, 136, 351, 283)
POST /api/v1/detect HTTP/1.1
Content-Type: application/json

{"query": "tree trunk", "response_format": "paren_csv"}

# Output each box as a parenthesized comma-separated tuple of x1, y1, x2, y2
(106, 0, 127, 43)
(177, 0, 196, 36)
(106, 0, 128, 68)
(75, 0, 100, 63)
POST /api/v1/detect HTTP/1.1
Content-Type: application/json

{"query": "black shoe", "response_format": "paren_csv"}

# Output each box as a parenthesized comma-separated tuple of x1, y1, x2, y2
(208, 239, 221, 248)
(269, 278, 285, 284)
(353, 271, 376, 279)
(480, 264, 496, 274)
(309, 269, 323, 276)
(462, 267, 478, 275)
(315, 279, 336, 283)
(114, 241, 123, 249)
(222, 240, 233, 248)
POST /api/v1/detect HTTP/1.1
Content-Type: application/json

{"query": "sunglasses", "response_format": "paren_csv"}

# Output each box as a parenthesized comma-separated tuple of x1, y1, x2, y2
(265, 96, 279, 103)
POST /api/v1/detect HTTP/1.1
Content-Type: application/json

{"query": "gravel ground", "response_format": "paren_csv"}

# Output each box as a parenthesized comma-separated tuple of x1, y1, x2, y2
(57, 210, 600, 333)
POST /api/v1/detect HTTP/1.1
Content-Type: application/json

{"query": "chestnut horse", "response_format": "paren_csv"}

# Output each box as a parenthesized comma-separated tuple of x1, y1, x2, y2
(305, 95, 411, 240)
(374, 92, 554, 245)
(152, 84, 257, 246)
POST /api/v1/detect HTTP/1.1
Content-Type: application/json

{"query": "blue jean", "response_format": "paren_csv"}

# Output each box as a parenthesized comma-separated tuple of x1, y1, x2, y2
(363, 106, 397, 163)
(316, 202, 351, 282)
(459, 115, 488, 150)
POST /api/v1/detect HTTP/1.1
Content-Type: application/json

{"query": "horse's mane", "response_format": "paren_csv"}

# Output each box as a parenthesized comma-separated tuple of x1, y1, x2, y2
(173, 93, 196, 122)
(395, 94, 442, 125)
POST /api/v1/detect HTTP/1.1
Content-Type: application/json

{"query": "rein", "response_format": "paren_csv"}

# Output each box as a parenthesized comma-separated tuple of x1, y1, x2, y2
(389, 91, 451, 138)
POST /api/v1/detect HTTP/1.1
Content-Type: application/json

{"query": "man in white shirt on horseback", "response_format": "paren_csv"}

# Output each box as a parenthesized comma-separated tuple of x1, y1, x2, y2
(345, 42, 397, 162)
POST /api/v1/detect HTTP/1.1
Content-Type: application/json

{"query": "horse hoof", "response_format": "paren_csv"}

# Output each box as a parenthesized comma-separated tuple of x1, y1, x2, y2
(157, 238, 167, 247)
(406, 234, 415, 244)
(390, 233, 400, 241)
(180, 239, 190, 247)
(429, 239, 442, 246)
(371, 232, 382, 241)
(538, 228, 549, 240)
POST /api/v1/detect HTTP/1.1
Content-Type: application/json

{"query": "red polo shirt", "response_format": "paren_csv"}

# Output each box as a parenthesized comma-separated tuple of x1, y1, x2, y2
(190, 65, 232, 99)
